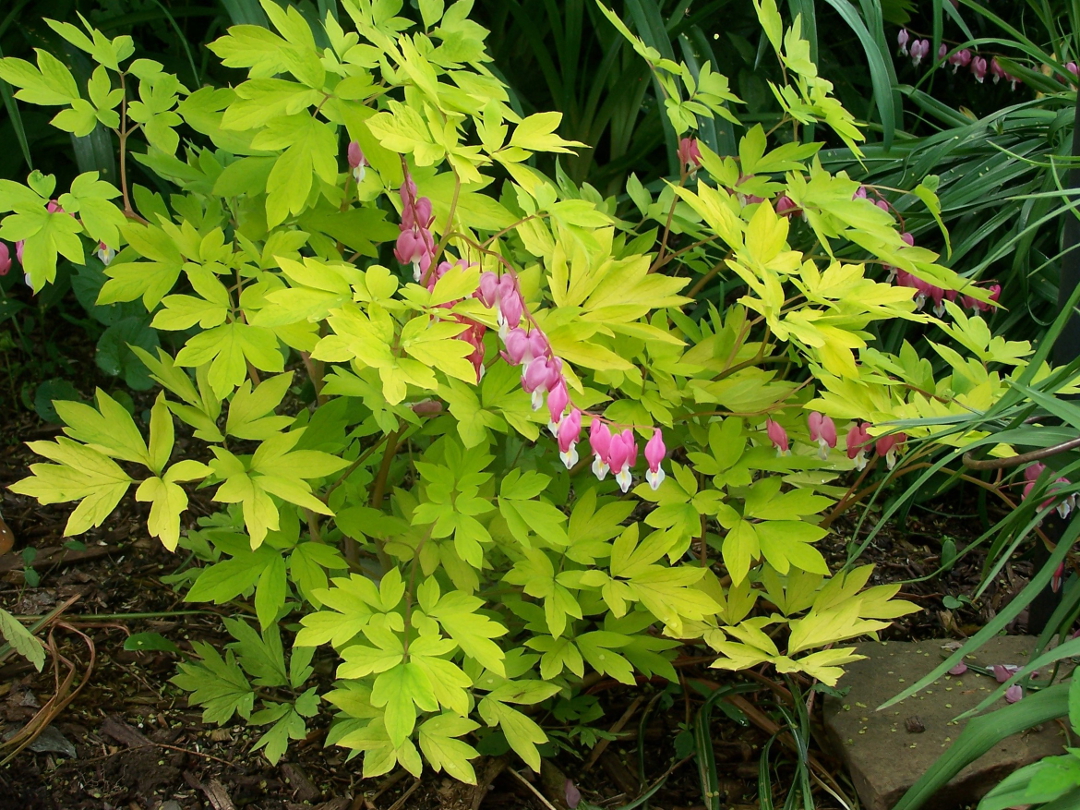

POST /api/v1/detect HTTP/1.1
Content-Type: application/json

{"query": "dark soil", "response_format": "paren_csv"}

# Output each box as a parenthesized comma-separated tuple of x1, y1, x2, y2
(0, 336, 1043, 810)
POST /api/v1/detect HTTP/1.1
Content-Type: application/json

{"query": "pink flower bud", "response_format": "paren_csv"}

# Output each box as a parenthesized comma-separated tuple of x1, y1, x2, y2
(415, 197, 433, 228)
(1068, 62, 1080, 80)
(590, 420, 612, 480)
(808, 412, 837, 459)
(875, 432, 907, 469)
(970, 55, 988, 82)
(897, 28, 910, 56)
(608, 430, 638, 493)
(644, 429, 667, 490)
(948, 662, 968, 676)
(557, 408, 582, 468)
(394, 229, 424, 265)
(949, 48, 972, 72)
(900, 232, 915, 247)
(348, 141, 367, 183)
(938, 43, 948, 65)
(477, 271, 499, 307)
(853, 186, 868, 200)
(547, 379, 569, 425)
(775, 194, 799, 218)
(411, 399, 444, 416)
(846, 422, 872, 470)
(499, 292, 523, 331)
(347, 140, 365, 169)
(1024, 463, 1047, 483)
(1005, 684, 1023, 703)
(502, 328, 530, 366)
(766, 418, 789, 456)
(990, 57, 1007, 83)
(911, 40, 930, 67)
(677, 137, 702, 173)
(875, 199, 891, 212)
(0, 242, 9, 276)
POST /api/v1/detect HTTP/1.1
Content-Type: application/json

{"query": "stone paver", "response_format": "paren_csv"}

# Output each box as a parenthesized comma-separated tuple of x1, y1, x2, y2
(822, 635, 1070, 810)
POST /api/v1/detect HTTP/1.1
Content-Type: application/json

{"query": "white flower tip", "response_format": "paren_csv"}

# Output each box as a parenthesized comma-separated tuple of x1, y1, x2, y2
(560, 447, 579, 469)
(615, 470, 632, 493)
(646, 468, 665, 490)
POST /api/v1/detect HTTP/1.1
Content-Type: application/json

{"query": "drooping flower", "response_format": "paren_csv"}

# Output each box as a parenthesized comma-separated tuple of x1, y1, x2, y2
(547, 379, 569, 428)
(766, 418, 789, 456)
(846, 422, 872, 470)
(589, 420, 612, 480)
(808, 412, 837, 459)
(347, 140, 368, 184)
(0, 242, 9, 276)
(557, 408, 582, 469)
(970, 55, 988, 82)
(875, 432, 907, 469)
(990, 57, 1007, 83)
(938, 43, 948, 66)
(608, 429, 638, 493)
(678, 138, 703, 174)
(1004, 684, 1023, 704)
(911, 39, 931, 67)
(645, 429, 667, 491)
(897, 28, 910, 56)
(949, 48, 972, 73)
(775, 194, 799, 218)
(522, 356, 562, 410)
(95, 241, 115, 266)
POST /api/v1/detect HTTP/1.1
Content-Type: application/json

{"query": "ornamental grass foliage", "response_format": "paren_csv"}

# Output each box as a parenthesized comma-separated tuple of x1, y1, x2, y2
(1, 0, 1073, 781)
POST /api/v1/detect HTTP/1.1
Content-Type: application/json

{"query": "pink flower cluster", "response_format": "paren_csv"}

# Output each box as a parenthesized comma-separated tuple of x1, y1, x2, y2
(394, 175, 436, 283)
(764, 413, 907, 470)
(475, 268, 667, 491)
(852, 197, 1002, 317)
(1021, 463, 1075, 519)
(899, 29, 1019, 89)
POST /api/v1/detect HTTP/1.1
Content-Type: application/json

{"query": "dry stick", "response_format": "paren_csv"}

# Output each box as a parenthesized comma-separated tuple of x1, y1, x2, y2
(505, 768, 559, 810)
(963, 435, 1080, 470)
(582, 694, 644, 773)
(384, 778, 421, 810)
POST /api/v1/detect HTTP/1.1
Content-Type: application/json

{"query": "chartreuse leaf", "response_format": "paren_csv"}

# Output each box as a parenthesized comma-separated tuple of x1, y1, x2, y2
(0, 608, 46, 671)
(0, 50, 80, 106)
(99, 221, 184, 309)
(11, 438, 132, 536)
(45, 14, 134, 71)
(57, 172, 125, 248)
(55, 388, 149, 465)
(419, 713, 479, 784)
(0, 203, 84, 290)
(175, 321, 285, 400)
(424, 586, 507, 675)
(225, 373, 294, 439)
(477, 680, 561, 771)
(497, 469, 568, 548)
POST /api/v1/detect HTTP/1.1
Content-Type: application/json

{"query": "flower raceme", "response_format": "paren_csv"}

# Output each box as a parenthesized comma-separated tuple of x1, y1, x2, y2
(471, 266, 668, 491)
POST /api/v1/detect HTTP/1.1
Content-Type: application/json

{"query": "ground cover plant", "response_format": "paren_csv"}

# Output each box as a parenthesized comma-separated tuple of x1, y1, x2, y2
(2, 0, 1080, 806)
